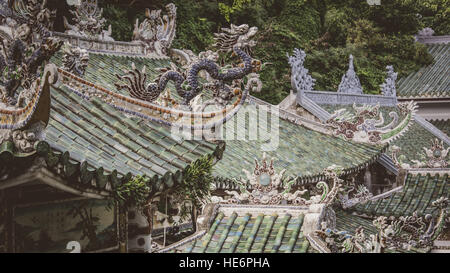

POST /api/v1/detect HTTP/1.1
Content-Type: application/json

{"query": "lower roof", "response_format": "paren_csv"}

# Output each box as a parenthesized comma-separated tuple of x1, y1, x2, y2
(212, 104, 386, 182)
(351, 172, 449, 218)
(397, 43, 450, 99)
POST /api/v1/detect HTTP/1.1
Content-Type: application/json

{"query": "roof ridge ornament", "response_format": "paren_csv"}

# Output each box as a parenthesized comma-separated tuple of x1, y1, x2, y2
(63, 0, 114, 41)
(316, 197, 448, 253)
(338, 54, 363, 94)
(0, 1, 61, 154)
(380, 65, 397, 97)
(215, 155, 347, 206)
(61, 42, 89, 77)
(327, 101, 417, 144)
(287, 48, 315, 92)
(392, 138, 449, 169)
(132, 3, 177, 56)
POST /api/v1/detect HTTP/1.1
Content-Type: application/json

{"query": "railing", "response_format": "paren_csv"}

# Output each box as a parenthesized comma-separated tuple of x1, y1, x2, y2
(300, 90, 398, 106)
(416, 35, 450, 45)
(52, 32, 165, 57)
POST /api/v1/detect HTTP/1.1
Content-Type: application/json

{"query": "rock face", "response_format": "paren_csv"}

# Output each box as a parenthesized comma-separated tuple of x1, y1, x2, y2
(338, 55, 363, 94)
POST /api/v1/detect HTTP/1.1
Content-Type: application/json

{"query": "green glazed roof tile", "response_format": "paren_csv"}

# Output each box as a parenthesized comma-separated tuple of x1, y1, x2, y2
(186, 211, 312, 253)
(397, 43, 450, 98)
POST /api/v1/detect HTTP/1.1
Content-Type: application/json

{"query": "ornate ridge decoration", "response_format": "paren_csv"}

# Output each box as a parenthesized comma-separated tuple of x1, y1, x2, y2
(317, 197, 448, 253)
(172, 24, 264, 106)
(391, 138, 449, 169)
(0, 0, 61, 126)
(63, 0, 114, 41)
(220, 153, 307, 205)
(61, 42, 89, 77)
(132, 3, 176, 56)
(114, 45, 254, 107)
(339, 184, 373, 209)
(327, 101, 417, 144)
(380, 65, 397, 97)
(0, 0, 60, 154)
(338, 55, 363, 94)
(60, 22, 260, 129)
(213, 154, 347, 206)
(213, 24, 258, 55)
(287, 48, 315, 92)
(418, 27, 434, 36)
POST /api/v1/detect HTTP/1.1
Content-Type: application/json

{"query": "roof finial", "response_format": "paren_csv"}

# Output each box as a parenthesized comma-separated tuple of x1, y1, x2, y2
(338, 54, 363, 94)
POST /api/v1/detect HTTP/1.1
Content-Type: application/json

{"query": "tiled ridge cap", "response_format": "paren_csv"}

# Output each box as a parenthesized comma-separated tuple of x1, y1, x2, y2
(213, 143, 388, 187)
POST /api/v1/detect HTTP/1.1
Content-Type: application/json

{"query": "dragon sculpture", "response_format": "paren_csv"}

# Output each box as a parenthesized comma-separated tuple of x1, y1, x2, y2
(61, 42, 89, 77)
(167, 23, 264, 111)
(0, 0, 62, 106)
(115, 44, 255, 107)
(213, 24, 258, 55)
(380, 65, 397, 97)
(63, 0, 113, 40)
(317, 197, 448, 253)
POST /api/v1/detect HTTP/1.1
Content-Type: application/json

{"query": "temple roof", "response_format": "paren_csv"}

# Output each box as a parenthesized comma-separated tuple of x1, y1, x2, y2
(50, 50, 387, 185)
(397, 43, 450, 99)
(160, 205, 318, 253)
(51, 52, 173, 96)
(0, 81, 224, 192)
(213, 104, 387, 183)
(46, 84, 222, 177)
(430, 119, 450, 137)
(351, 172, 449, 218)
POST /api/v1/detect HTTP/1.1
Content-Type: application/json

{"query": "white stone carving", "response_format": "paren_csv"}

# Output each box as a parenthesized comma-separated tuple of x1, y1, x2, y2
(380, 65, 397, 97)
(287, 48, 315, 92)
(338, 55, 363, 94)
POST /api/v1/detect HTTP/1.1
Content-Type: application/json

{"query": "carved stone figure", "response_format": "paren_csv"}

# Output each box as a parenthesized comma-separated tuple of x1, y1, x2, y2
(287, 48, 315, 92)
(338, 55, 363, 94)
(222, 153, 309, 205)
(63, 0, 114, 41)
(380, 65, 397, 97)
(132, 3, 176, 56)
(61, 42, 89, 77)
(213, 24, 258, 55)
(0, 121, 45, 153)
